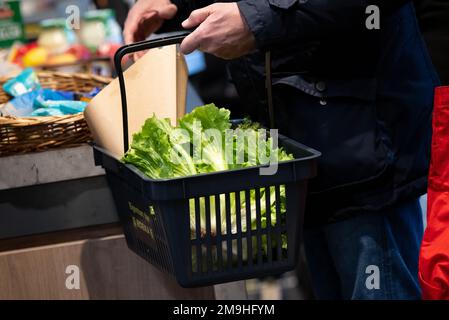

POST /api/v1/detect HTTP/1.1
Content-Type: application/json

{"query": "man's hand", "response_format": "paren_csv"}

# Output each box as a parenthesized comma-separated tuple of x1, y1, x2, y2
(180, 3, 256, 60)
(123, 0, 177, 59)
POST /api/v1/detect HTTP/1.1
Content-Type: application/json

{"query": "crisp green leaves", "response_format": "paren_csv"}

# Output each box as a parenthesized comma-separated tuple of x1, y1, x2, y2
(122, 103, 294, 179)
(179, 103, 231, 133)
(122, 115, 197, 179)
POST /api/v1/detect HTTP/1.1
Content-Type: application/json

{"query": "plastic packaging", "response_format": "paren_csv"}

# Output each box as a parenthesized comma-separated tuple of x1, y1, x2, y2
(34, 89, 87, 114)
(29, 108, 65, 117)
(37, 19, 71, 55)
(80, 9, 123, 52)
(2, 68, 41, 97)
(0, 91, 39, 117)
(0, 85, 89, 117)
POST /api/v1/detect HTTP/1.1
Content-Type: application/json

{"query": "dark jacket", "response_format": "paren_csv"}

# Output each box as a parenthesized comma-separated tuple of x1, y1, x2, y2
(169, 0, 440, 226)
(415, 0, 449, 84)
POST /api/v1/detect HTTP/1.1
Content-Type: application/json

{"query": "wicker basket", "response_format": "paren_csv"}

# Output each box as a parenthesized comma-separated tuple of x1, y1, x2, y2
(0, 72, 111, 157)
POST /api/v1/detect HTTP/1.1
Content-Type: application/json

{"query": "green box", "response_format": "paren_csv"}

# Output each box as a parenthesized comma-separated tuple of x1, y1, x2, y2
(0, 0, 25, 48)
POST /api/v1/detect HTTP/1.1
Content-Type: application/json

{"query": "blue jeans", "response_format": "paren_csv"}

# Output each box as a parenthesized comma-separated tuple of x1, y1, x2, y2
(303, 198, 424, 300)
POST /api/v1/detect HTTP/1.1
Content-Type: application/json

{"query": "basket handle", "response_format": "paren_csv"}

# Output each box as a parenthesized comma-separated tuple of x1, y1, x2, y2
(114, 31, 191, 154)
(114, 31, 276, 154)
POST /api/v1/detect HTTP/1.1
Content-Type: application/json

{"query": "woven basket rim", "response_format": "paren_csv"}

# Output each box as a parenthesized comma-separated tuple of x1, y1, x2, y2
(0, 71, 111, 84)
(0, 112, 84, 125)
(0, 71, 111, 123)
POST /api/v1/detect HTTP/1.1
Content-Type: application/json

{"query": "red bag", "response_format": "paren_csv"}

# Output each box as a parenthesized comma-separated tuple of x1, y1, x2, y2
(419, 86, 449, 300)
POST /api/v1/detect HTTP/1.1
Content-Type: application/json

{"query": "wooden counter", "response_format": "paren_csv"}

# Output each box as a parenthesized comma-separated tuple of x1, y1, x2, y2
(0, 226, 216, 300)
(0, 146, 246, 300)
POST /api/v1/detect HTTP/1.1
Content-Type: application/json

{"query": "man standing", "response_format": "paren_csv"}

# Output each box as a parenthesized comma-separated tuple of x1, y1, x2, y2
(124, 0, 439, 299)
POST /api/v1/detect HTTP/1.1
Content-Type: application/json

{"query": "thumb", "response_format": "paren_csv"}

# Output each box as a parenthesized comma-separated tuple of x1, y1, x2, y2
(182, 6, 212, 29)
(158, 4, 178, 19)
(180, 28, 202, 54)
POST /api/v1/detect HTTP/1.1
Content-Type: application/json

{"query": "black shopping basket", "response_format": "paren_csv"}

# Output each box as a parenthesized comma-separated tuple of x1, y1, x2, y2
(93, 33, 321, 287)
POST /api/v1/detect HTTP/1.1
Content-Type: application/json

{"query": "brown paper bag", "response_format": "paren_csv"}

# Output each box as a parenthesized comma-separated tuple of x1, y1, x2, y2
(84, 44, 188, 158)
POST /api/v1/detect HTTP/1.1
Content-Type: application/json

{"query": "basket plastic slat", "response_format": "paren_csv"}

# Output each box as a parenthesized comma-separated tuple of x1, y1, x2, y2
(285, 184, 298, 261)
(235, 191, 243, 268)
(144, 211, 157, 270)
(245, 189, 253, 266)
(255, 188, 263, 265)
(154, 206, 172, 273)
(163, 217, 175, 272)
(150, 209, 162, 268)
(275, 185, 283, 261)
(225, 193, 233, 269)
(265, 187, 273, 263)
(205, 197, 213, 273)
(194, 197, 202, 273)
(215, 194, 223, 271)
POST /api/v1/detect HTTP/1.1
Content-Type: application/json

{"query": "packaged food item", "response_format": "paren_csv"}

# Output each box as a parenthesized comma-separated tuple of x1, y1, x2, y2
(0, 90, 39, 117)
(80, 9, 122, 52)
(22, 47, 48, 67)
(0, 86, 88, 117)
(55, 100, 87, 114)
(2, 68, 40, 97)
(33, 89, 75, 108)
(0, 0, 25, 49)
(75, 87, 101, 102)
(29, 108, 65, 117)
(34, 89, 87, 114)
(34, 98, 87, 114)
(37, 19, 70, 55)
(46, 53, 77, 66)
(80, 11, 107, 52)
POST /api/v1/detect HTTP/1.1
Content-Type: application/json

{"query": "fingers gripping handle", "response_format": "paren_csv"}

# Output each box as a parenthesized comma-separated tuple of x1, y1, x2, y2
(113, 31, 275, 154)
(113, 32, 191, 154)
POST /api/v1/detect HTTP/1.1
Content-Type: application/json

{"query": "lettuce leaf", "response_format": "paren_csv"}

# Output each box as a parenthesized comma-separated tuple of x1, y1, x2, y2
(123, 104, 294, 178)
(122, 115, 197, 179)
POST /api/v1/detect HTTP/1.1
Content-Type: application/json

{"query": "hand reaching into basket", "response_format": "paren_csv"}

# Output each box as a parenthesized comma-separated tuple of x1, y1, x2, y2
(123, 1, 256, 60)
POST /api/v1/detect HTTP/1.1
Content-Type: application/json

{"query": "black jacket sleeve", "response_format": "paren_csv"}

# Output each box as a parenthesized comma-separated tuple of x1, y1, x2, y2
(170, 0, 214, 21)
(162, 0, 409, 49)
(236, 0, 410, 49)
(159, 0, 214, 32)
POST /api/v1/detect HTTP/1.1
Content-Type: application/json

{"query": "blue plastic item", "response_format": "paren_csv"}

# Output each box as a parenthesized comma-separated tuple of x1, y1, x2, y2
(2, 68, 41, 97)
(29, 108, 65, 117)
(0, 91, 39, 117)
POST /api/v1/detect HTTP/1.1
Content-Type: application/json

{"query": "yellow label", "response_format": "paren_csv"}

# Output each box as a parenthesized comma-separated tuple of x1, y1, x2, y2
(128, 202, 155, 240)
(128, 201, 150, 223)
